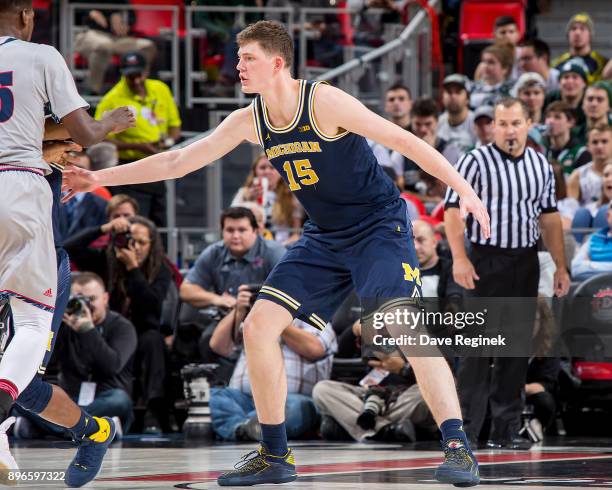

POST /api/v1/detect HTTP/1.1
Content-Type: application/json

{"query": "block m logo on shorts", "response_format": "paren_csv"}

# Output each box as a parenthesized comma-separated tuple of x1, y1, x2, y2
(402, 262, 422, 287)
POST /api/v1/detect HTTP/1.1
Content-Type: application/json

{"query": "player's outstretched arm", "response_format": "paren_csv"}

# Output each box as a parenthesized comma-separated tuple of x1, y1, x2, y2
(314, 84, 490, 239)
(62, 107, 257, 200)
(60, 107, 136, 148)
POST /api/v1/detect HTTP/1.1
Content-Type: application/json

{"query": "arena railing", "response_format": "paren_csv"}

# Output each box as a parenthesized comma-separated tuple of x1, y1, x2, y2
(316, 0, 439, 111)
(184, 5, 294, 107)
(59, 1, 180, 104)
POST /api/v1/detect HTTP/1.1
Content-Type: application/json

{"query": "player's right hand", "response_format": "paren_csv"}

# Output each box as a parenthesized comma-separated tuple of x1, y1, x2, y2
(104, 106, 136, 133)
(61, 165, 98, 202)
(452, 256, 479, 290)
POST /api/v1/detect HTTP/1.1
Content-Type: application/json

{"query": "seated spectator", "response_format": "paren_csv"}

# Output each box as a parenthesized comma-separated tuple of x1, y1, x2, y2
(544, 60, 588, 130)
(554, 164, 579, 230)
(512, 73, 546, 124)
(410, 98, 461, 167)
(232, 154, 304, 244)
(16, 272, 137, 437)
(377, 83, 413, 189)
(551, 13, 607, 84)
(87, 141, 119, 171)
(107, 193, 139, 221)
(571, 202, 612, 281)
(568, 125, 612, 205)
(95, 52, 182, 227)
(313, 343, 436, 442)
(240, 201, 274, 240)
(469, 44, 514, 110)
(64, 216, 173, 432)
(437, 74, 476, 152)
(209, 286, 337, 441)
(542, 101, 591, 177)
(62, 193, 138, 251)
(178, 207, 285, 375)
(59, 174, 108, 243)
(384, 83, 412, 132)
(471, 106, 495, 149)
(474, 16, 522, 80)
(574, 82, 612, 144)
(73, 5, 156, 94)
(572, 162, 612, 241)
(413, 220, 463, 298)
(517, 39, 559, 92)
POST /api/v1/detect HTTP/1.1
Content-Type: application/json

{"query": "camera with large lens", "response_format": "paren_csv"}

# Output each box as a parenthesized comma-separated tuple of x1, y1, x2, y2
(65, 294, 93, 316)
(180, 363, 222, 439)
(356, 385, 390, 430)
(111, 231, 132, 249)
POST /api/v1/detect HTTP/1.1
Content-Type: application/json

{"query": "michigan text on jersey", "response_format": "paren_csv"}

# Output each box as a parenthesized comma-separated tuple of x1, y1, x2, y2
(265, 141, 322, 160)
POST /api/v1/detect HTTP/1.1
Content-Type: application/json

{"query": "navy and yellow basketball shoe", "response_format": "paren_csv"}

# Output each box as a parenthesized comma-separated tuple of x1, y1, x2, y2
(217, 444, 297, 486)
(434, 438, 480, 487)
(65, 416, 116, 488)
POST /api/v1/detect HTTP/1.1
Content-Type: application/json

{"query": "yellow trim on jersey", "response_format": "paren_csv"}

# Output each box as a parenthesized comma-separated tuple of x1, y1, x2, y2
(260, 286, 300, 310)
(251, 100, 265, 148)
(308, 314, 327, 331)
(262, 80, 306, 133)
(309, 81, 349, 142)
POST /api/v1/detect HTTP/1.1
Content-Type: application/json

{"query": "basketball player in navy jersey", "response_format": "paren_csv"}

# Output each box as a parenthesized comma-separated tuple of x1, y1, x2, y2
(63, 20, 490, 487)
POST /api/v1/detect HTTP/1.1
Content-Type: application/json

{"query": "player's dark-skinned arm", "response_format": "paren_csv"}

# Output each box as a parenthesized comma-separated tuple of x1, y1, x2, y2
(444, 208, 479, 290)
(281, 326, 326, 362)
(78, 316, 138, 376)
(60, 106, 135, 148)
(44, 118, 71, 141)
(539, 212, 570, 297)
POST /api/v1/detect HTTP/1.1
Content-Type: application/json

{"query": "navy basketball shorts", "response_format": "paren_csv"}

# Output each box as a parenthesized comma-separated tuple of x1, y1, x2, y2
(258, 199, 422, 331)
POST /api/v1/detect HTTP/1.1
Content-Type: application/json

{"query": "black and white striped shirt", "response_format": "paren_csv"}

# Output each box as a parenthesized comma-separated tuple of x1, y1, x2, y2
(445, 144, 557, 249)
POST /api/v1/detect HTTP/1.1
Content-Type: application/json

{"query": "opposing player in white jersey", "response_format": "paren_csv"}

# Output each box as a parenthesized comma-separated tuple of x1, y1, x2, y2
(0, 0, 134, 482)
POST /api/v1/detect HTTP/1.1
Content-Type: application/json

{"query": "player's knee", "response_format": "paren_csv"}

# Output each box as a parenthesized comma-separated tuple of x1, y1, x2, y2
(17, 377, 52, 414)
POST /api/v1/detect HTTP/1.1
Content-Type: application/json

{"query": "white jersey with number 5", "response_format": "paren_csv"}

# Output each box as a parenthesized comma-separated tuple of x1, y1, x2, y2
(0, 36, 88, 173)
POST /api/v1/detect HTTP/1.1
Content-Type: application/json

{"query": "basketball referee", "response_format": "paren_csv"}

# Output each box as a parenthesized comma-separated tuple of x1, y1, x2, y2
(444, 97, 570, 449)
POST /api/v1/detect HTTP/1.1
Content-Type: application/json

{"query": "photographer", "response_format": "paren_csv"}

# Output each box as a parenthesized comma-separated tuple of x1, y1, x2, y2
(208, 285, 337, 441)
(178, 207, 285, 371)
(64, 216, 173, 432)
(54, 273, 136, 432)
(312, 319, 437, 442)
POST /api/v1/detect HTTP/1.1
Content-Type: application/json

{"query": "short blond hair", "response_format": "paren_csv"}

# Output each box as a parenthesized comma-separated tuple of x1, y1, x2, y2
(237, 20, 294, 69)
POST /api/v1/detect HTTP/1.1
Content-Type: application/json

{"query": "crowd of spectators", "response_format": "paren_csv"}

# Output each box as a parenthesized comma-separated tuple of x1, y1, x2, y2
(27, 3, 612, 444)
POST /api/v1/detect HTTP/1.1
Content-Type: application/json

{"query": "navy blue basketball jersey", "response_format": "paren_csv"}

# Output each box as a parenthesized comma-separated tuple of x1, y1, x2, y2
(252, 80, 399, 230)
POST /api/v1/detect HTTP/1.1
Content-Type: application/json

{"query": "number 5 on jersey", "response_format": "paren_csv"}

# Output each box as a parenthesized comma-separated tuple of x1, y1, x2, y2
(283, 159, 319, 191)
(0, 71, 14, 123)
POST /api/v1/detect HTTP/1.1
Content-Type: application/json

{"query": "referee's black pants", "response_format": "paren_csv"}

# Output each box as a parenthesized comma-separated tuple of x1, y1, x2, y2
(457, 244, 539, 442)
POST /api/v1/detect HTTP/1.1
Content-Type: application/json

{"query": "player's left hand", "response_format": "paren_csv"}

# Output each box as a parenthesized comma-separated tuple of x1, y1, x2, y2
(115, 243, 139, 270)
(553, 267, 570, 297)
(459, 191, 491, 240)
(61, 165, 99, 202)
(42, 141, 82, 166)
